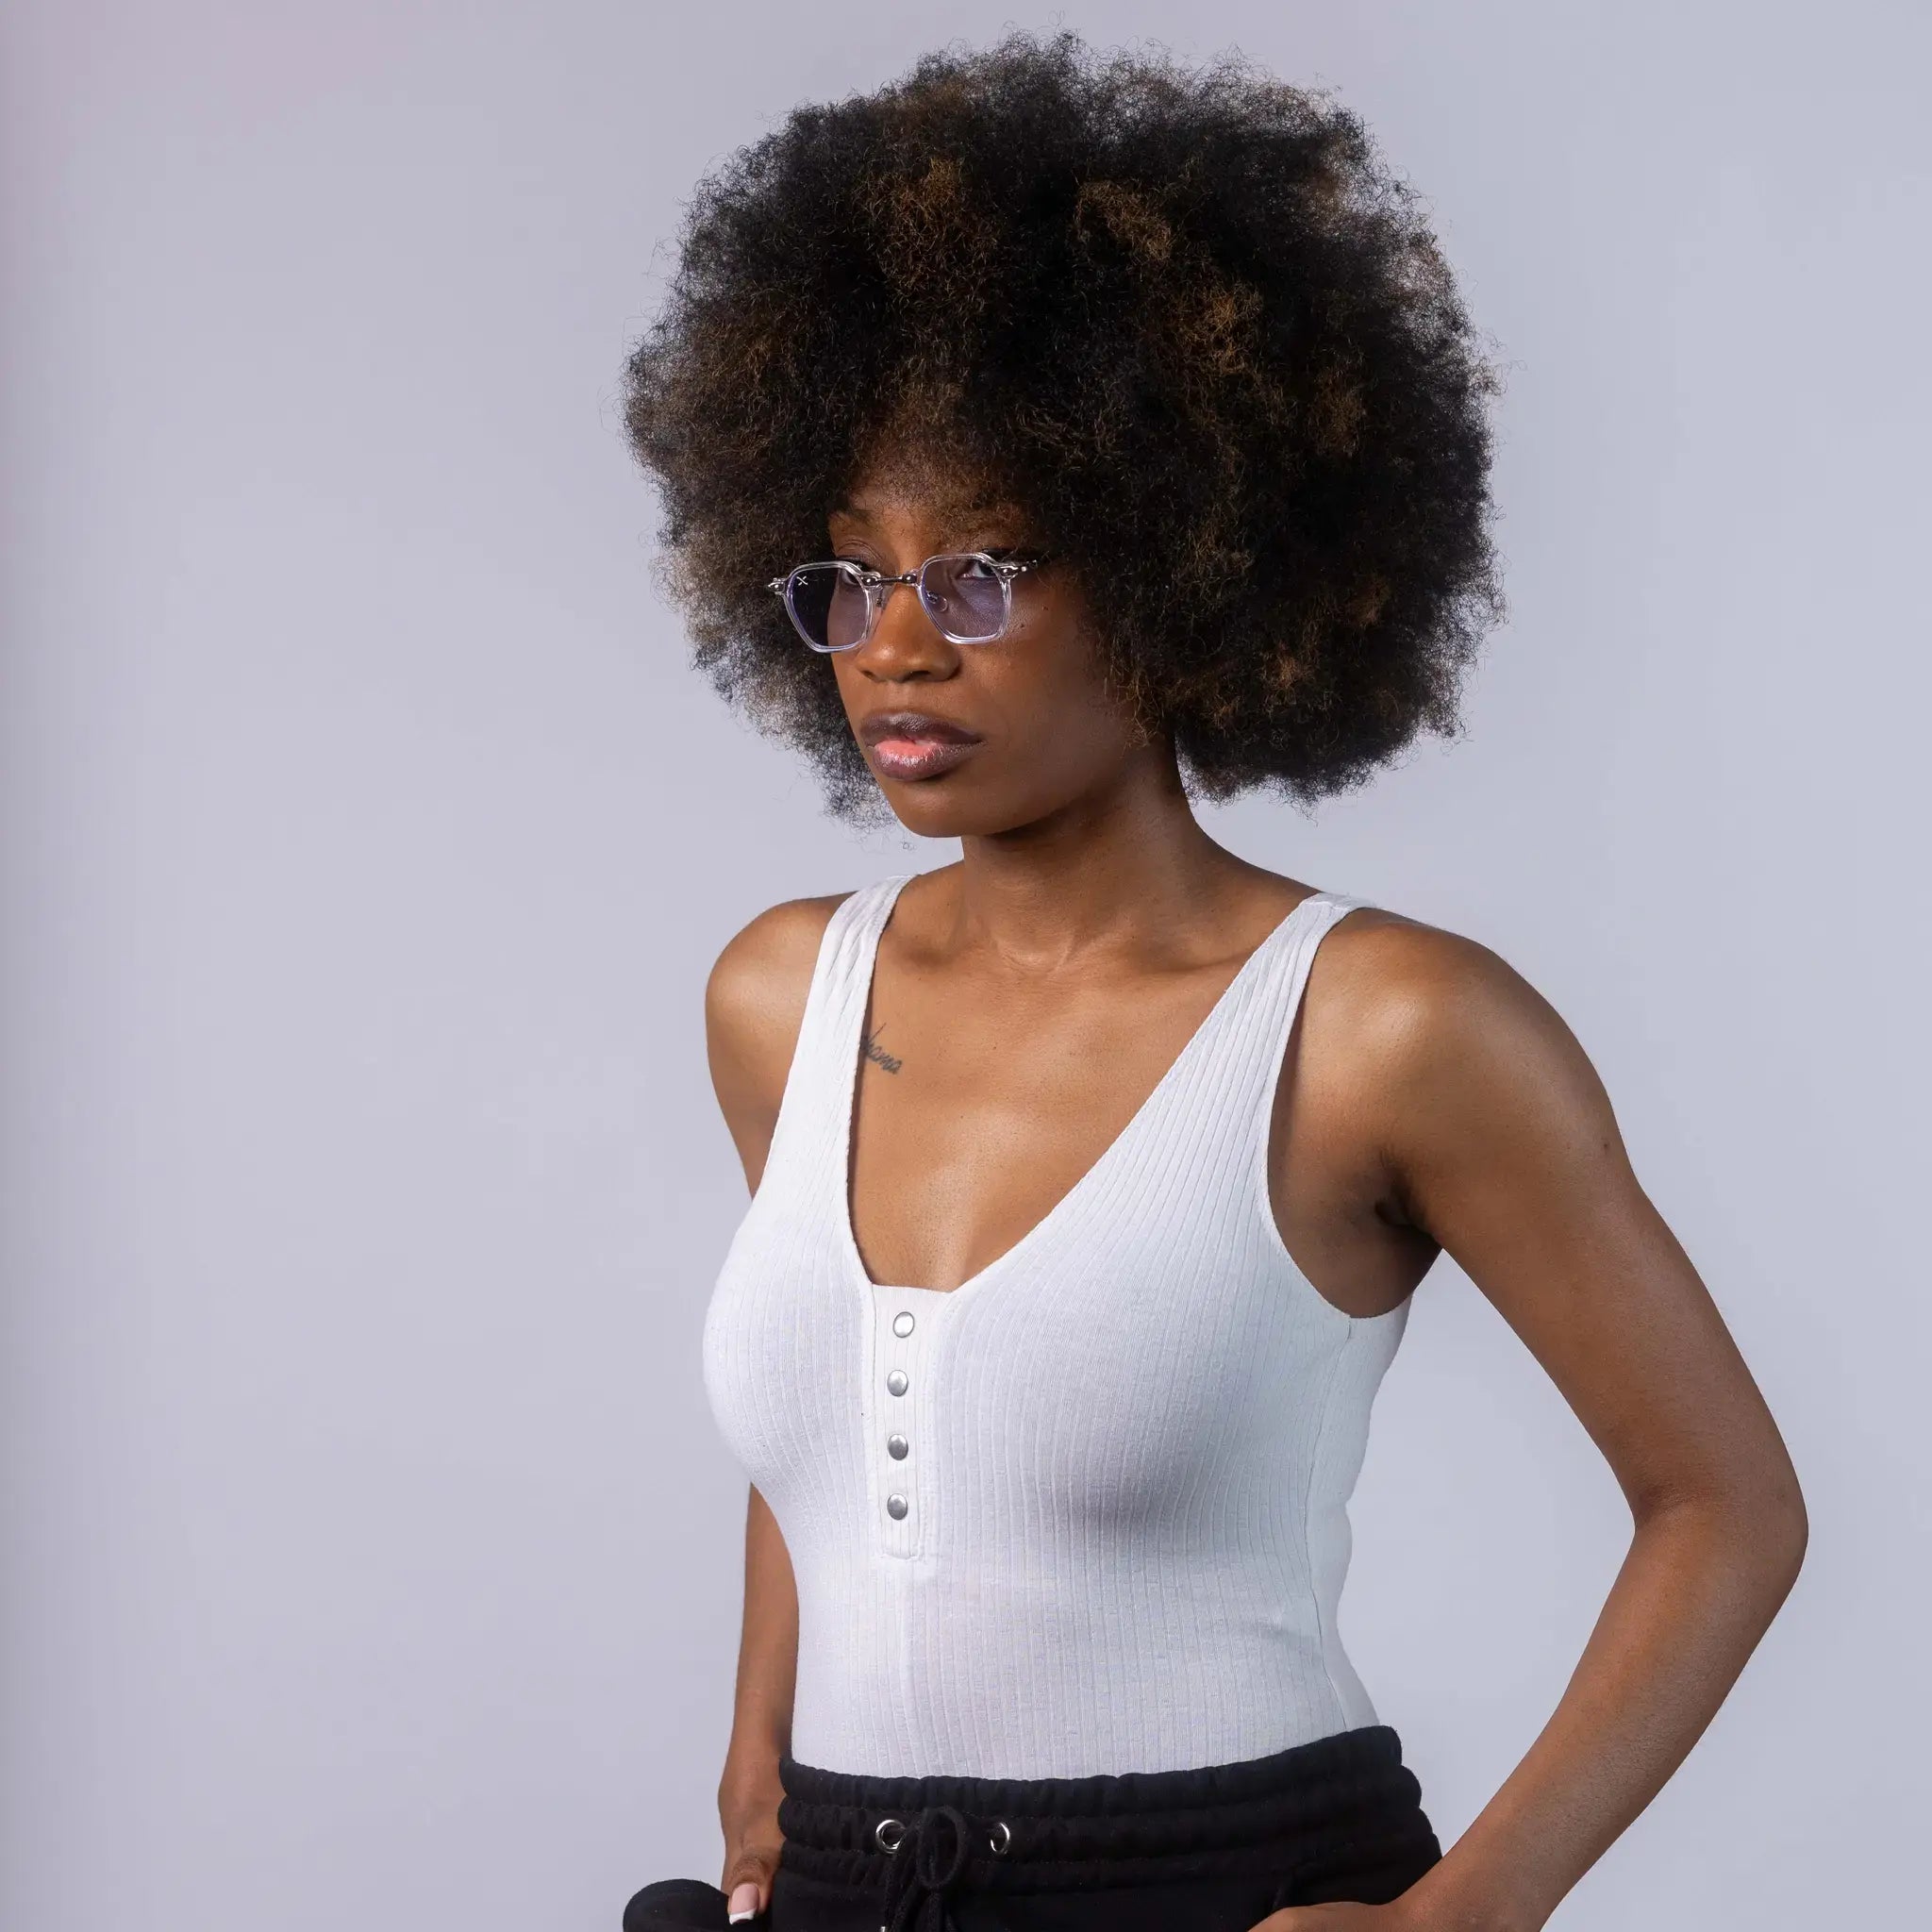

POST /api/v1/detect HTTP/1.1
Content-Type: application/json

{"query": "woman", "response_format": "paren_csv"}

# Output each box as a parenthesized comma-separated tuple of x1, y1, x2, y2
(618, 31, 1807, 1932)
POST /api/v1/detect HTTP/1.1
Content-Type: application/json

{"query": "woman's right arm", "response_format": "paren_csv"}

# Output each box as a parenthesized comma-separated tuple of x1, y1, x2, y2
(703, 893, 846, 1922)
(714, 1485, 797, 1921)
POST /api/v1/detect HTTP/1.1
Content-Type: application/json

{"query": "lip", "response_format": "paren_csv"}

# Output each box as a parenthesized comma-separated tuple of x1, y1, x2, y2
(859, 710, 984, 782)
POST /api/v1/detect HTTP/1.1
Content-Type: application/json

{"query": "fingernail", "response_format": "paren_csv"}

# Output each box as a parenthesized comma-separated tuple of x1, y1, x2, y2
(727, 1880, 760, 1922)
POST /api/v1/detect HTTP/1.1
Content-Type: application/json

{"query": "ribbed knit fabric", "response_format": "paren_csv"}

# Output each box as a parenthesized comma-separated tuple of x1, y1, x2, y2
(701, 873, 1414, 1779)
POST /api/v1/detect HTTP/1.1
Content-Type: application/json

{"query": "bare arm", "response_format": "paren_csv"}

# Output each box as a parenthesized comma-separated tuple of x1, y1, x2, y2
(1290, 923, 1808, 1931)
(712, 1485, 796, 1917)
(703, 891, 846, 1920)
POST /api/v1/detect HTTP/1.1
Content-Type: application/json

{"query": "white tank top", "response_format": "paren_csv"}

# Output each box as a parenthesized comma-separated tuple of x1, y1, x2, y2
(701, 872, 1414, 1777)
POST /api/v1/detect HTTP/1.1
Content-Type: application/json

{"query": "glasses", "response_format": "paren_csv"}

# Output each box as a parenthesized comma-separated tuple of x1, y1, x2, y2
(765, 551, 1046, 653)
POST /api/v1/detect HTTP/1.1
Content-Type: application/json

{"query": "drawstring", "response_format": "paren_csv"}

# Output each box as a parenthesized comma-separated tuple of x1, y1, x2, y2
(873, 1803, 1011, 1932)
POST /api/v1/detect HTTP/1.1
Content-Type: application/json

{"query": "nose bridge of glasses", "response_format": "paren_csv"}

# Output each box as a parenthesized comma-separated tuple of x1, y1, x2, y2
(864, 558, 986, 643)
(866, 567, 924, 606)
(862, 567, 940, 646)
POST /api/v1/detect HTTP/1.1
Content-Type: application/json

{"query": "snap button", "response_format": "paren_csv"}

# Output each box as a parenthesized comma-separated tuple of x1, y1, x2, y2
(886, 1369, 908, 1396)
(891, 1311, 915, 1337)
(887, 1433, 908, 1459)
(886, 1492, 908, 1520)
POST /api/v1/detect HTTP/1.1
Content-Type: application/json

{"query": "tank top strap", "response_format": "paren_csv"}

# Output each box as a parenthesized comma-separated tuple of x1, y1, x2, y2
(763, 874, 914, 1177)
(1221, 887, 1374, 1162)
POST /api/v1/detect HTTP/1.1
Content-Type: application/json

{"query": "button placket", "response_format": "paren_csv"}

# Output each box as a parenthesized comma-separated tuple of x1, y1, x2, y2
(873, 1289, 926, 1557)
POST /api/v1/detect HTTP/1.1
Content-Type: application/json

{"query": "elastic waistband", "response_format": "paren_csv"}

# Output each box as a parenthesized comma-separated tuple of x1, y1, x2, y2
(776, 1724, 1431, 1892)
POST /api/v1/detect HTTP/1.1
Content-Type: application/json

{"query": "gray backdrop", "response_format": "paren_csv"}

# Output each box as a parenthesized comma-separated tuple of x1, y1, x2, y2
(4, 3, 1925, 1927)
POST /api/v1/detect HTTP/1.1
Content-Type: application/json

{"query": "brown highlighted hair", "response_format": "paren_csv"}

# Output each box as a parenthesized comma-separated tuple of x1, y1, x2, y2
(624, 29, 1507, 822)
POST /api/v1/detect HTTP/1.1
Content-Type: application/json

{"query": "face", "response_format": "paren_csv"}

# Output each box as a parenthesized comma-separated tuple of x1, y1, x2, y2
(819, 466, 1174, 840)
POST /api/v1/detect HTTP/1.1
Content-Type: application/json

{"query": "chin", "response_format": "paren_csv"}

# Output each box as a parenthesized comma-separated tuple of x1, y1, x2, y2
(881, 775, 1074, 841)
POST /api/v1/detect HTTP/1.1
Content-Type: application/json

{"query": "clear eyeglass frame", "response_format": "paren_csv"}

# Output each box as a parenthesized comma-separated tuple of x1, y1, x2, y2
(763, 551, 1047, 653)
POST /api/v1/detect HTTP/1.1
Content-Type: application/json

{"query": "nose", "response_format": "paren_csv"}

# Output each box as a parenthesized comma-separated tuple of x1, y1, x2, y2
(853, 576, 958, 675)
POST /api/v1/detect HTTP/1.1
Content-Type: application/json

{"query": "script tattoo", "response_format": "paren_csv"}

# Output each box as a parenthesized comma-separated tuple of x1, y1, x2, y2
(861, 1024, 904, 1074)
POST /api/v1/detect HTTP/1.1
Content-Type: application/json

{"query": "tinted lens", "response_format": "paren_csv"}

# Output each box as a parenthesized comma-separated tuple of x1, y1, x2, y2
(787, 563, 872, 650)
(919, 555, 1008, 641)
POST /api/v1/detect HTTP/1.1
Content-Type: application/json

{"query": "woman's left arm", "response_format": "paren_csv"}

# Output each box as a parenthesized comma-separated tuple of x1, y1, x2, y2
(1269, 921, 1809, 1932)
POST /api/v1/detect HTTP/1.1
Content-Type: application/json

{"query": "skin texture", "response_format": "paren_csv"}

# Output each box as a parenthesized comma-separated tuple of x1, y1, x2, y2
(701, 477, 1808, 1931)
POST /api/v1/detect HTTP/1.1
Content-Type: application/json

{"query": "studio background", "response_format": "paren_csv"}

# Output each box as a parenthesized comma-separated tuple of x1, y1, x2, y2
(3, 3, 1924, 1928)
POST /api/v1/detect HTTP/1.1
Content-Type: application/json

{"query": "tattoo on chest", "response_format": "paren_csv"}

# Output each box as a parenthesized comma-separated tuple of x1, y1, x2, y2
(861, 1024, 903, 1074)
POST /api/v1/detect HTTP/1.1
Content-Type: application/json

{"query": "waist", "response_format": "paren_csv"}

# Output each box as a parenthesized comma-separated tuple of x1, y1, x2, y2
(787, 1581, 1380, 1779)
(775, 1723, 1441, 1913)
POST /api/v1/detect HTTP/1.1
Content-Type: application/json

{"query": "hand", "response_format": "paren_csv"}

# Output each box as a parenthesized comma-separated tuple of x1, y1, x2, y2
(718, 1824, 780, 1924)
(717, 1759, 785, 1924)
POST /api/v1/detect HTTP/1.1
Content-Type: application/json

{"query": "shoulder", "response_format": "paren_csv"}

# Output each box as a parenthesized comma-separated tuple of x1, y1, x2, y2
(705, 887, 855, 1070)
(707, 888, 850, 1013)
(1311, 901, 1560, 1051)
(1310, 898, 1623, 1184)
(702, 887, 864, 1169)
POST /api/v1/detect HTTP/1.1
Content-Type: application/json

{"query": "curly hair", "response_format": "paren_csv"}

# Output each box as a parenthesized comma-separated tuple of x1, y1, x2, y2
(623, 29, 1507, 823)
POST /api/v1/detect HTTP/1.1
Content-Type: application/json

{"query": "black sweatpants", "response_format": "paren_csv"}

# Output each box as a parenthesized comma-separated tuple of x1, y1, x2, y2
(622, 1723, 1442, 1931)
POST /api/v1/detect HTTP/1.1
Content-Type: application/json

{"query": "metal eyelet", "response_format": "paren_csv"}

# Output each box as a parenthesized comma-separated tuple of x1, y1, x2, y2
(874, 1815, 908, 1853)
(988, 1820, 1011, 1855)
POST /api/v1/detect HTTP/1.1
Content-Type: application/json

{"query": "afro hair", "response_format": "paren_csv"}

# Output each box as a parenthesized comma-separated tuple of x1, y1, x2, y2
(623, 28, 1507, 822)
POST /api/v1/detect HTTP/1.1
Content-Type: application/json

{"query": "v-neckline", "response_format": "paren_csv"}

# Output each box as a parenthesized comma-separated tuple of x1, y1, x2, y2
(837, 874, 1329, 1307)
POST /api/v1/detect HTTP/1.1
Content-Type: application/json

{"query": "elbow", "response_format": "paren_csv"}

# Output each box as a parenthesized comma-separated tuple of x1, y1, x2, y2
(1637, 1465, 1809, 1591)
(1742, 1488, 1808, 1603)
(1751, 1448, 1810, 1584)
(1771, 1482, 1809, 1584)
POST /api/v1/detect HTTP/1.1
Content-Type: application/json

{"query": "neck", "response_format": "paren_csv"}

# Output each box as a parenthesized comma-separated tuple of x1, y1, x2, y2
(939, 758, 1277, 969)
